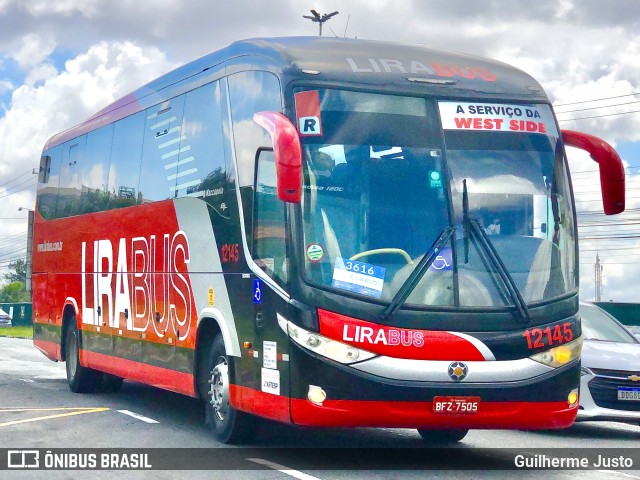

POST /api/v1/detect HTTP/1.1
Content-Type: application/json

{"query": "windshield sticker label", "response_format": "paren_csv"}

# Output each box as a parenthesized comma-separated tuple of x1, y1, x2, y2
(306, 243, 325, 262)
(430, 247, 452, 271)
(438, 102, 558, 136)
(332, 258, 385, 298)
(295, 91, 323, 136)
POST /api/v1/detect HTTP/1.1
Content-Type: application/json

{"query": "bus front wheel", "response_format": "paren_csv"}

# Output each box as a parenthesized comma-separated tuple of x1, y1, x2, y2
(65, 321, 100, 393)
(205, 335, 254, 444)
(417, 428, 469, 443)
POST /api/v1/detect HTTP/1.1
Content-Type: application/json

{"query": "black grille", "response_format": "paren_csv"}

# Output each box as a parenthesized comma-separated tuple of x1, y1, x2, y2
(588, 375, 640, 412)
(590, 368, 640, 379)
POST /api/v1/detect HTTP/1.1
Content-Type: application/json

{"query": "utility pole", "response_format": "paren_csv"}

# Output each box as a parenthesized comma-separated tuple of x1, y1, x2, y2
(594, 253, 603, 302)
(303, 10, 339, 36)
(18, 207, 34, 295)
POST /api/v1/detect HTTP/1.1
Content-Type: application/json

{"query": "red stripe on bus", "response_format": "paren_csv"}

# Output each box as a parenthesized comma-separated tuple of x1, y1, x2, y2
(318, 309, 488, 361)
(290, 397, 577, 429)
(81, 350, 196, 397)
(229, 384, 292, 424)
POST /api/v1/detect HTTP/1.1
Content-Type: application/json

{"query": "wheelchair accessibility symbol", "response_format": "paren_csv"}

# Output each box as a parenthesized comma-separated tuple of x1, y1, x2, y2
(432, 255, 450, 270)
(253, 279, 262, 304)
(429, 247, 453, 271)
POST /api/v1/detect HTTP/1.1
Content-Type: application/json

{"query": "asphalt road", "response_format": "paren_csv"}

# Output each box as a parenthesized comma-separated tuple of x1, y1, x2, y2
(1, 337, 639, 480)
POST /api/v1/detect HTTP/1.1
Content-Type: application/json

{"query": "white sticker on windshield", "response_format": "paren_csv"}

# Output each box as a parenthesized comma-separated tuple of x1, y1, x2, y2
(332, 258, 385, 298)
(438, 102, 558, 136)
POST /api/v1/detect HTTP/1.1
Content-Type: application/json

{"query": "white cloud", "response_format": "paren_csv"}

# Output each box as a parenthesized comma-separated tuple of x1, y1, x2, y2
(22, 0, 100, 17)
(0, 39, 174, 207)
(10, 33, 56, 70)
(0, 78, 13, 94)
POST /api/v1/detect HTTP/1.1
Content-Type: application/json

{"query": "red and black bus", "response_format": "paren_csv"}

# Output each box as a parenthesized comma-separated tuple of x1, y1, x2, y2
(32, 37, 625, 443)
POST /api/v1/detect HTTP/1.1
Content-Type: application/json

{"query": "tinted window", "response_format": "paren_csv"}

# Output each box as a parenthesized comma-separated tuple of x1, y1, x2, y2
(110, 111, 145, 207)
(177, 82, 230, 218)
(228, 71, 282, 249)
(81, 124, 113, 214)
(37, 145, 62, 219)
(580, 304, 638, 344)
(139, 96, 186, 203)
(253, 149, 288, 287)
(57, 137, 86, 217)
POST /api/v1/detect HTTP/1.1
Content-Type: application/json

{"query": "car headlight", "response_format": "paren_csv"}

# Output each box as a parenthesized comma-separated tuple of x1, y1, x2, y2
(530, 337, 582, 368)
(285, 321, 377, 364)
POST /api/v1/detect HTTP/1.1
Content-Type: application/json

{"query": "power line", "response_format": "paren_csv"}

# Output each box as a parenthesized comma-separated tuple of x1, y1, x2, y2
(556, 99, 640, 115)
(557, 108, 640, 122)
(0, 178, 37, 199)
(0, 168, 36, 189)
(554, 92, 640, 108)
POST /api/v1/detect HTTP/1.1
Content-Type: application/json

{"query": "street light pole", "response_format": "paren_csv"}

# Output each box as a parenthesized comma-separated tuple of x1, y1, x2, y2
(303, 10, 339, 36)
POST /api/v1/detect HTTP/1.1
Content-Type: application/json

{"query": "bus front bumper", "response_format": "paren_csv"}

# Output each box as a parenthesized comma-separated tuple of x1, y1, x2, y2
(289, 343, 580, 430)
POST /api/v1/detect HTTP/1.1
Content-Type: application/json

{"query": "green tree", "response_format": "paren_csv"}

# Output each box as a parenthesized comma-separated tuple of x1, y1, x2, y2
(3, 259, 27, 284)
(0, 281, 29, 303)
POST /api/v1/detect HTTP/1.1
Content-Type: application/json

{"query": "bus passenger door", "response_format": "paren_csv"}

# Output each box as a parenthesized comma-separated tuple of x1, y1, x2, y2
(249, 149, 292, 421)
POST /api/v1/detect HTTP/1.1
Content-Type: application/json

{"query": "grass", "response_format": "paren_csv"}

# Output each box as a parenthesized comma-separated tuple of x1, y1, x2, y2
(0, 326, 33, 339)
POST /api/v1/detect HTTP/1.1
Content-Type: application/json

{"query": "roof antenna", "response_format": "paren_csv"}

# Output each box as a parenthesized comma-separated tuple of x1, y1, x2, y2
(303, 10, 339, 36)
(343, 14, 350, 38)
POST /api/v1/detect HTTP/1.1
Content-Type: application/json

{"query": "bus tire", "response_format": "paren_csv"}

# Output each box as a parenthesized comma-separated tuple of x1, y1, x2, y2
(205, 335, 254, 444)
(417, 428, 469, 443)
(65, 321, 100, 393)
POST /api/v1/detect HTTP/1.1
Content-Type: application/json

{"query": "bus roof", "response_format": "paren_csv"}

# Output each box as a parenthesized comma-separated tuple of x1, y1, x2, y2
(44, 37, 549, 150)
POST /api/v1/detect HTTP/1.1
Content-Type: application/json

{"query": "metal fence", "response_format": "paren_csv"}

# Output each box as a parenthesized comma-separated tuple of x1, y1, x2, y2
(0, 302, 32, 326)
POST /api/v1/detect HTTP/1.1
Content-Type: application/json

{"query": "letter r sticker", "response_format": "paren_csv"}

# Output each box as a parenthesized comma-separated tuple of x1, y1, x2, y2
(295, 91, 323, 136)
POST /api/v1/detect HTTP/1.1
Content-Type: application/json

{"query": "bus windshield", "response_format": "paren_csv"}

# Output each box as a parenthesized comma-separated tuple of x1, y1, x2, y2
(298, 88, 577, 309)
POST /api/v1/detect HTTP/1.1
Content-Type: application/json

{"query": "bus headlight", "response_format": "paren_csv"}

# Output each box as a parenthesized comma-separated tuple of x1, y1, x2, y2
(286, 322, 377, 364)
(529, 337, 582, 368)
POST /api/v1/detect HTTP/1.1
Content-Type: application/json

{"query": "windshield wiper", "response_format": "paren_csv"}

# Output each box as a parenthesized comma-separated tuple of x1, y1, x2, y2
(462, 179, 531, 324)
(381, 226, 455, 321)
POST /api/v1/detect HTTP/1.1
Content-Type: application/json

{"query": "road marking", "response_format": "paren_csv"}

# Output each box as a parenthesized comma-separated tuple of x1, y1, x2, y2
(246, 458, 322, 480)
(0, 407, 109, 427)
(599, 471, 640, 479)
(117, 410, 159, 424)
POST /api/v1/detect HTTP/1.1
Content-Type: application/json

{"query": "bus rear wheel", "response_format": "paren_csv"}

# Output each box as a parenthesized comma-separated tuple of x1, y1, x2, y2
(204, 335, 254, 444)
(65, 321, 100, 393)
(417, 428, 469, 443)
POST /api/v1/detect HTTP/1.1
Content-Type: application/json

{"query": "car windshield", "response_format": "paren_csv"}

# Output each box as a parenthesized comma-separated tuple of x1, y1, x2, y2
(297, 89, 577, 310)
(580, 303, 638, 344)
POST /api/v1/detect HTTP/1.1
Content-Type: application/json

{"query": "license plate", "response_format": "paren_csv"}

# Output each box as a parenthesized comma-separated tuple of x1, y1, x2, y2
(618, 387, 640, 401)
(433, 396, 480, 414)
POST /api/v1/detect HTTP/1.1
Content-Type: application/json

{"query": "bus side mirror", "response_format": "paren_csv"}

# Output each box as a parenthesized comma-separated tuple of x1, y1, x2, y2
(253, 111, 302, 203)
(561, 130, 625, 215)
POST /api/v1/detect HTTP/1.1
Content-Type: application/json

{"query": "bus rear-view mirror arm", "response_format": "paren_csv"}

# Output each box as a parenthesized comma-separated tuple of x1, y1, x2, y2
(253, 111, 302, 203)
(561, 130, 625, 215)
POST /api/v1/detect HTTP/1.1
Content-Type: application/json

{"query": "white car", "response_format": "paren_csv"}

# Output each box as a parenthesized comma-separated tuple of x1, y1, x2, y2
(578, 302, 640, 425)
(0, 308, 11, 326)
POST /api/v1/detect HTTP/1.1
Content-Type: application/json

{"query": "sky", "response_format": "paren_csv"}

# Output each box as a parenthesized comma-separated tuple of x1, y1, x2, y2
(0, 0, 639, 302)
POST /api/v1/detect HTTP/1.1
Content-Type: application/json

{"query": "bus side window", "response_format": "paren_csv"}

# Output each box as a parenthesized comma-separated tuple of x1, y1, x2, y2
(81, 124, 113, 214)
(57, 137, 86, 217)
(110, 111, 145, 207)
(175, 81, 229, 217)
(139, 96, 186, 203)
(253, 148, 288, 287)
(36, 146, 62, 220)
(228, 71, 283, 252)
